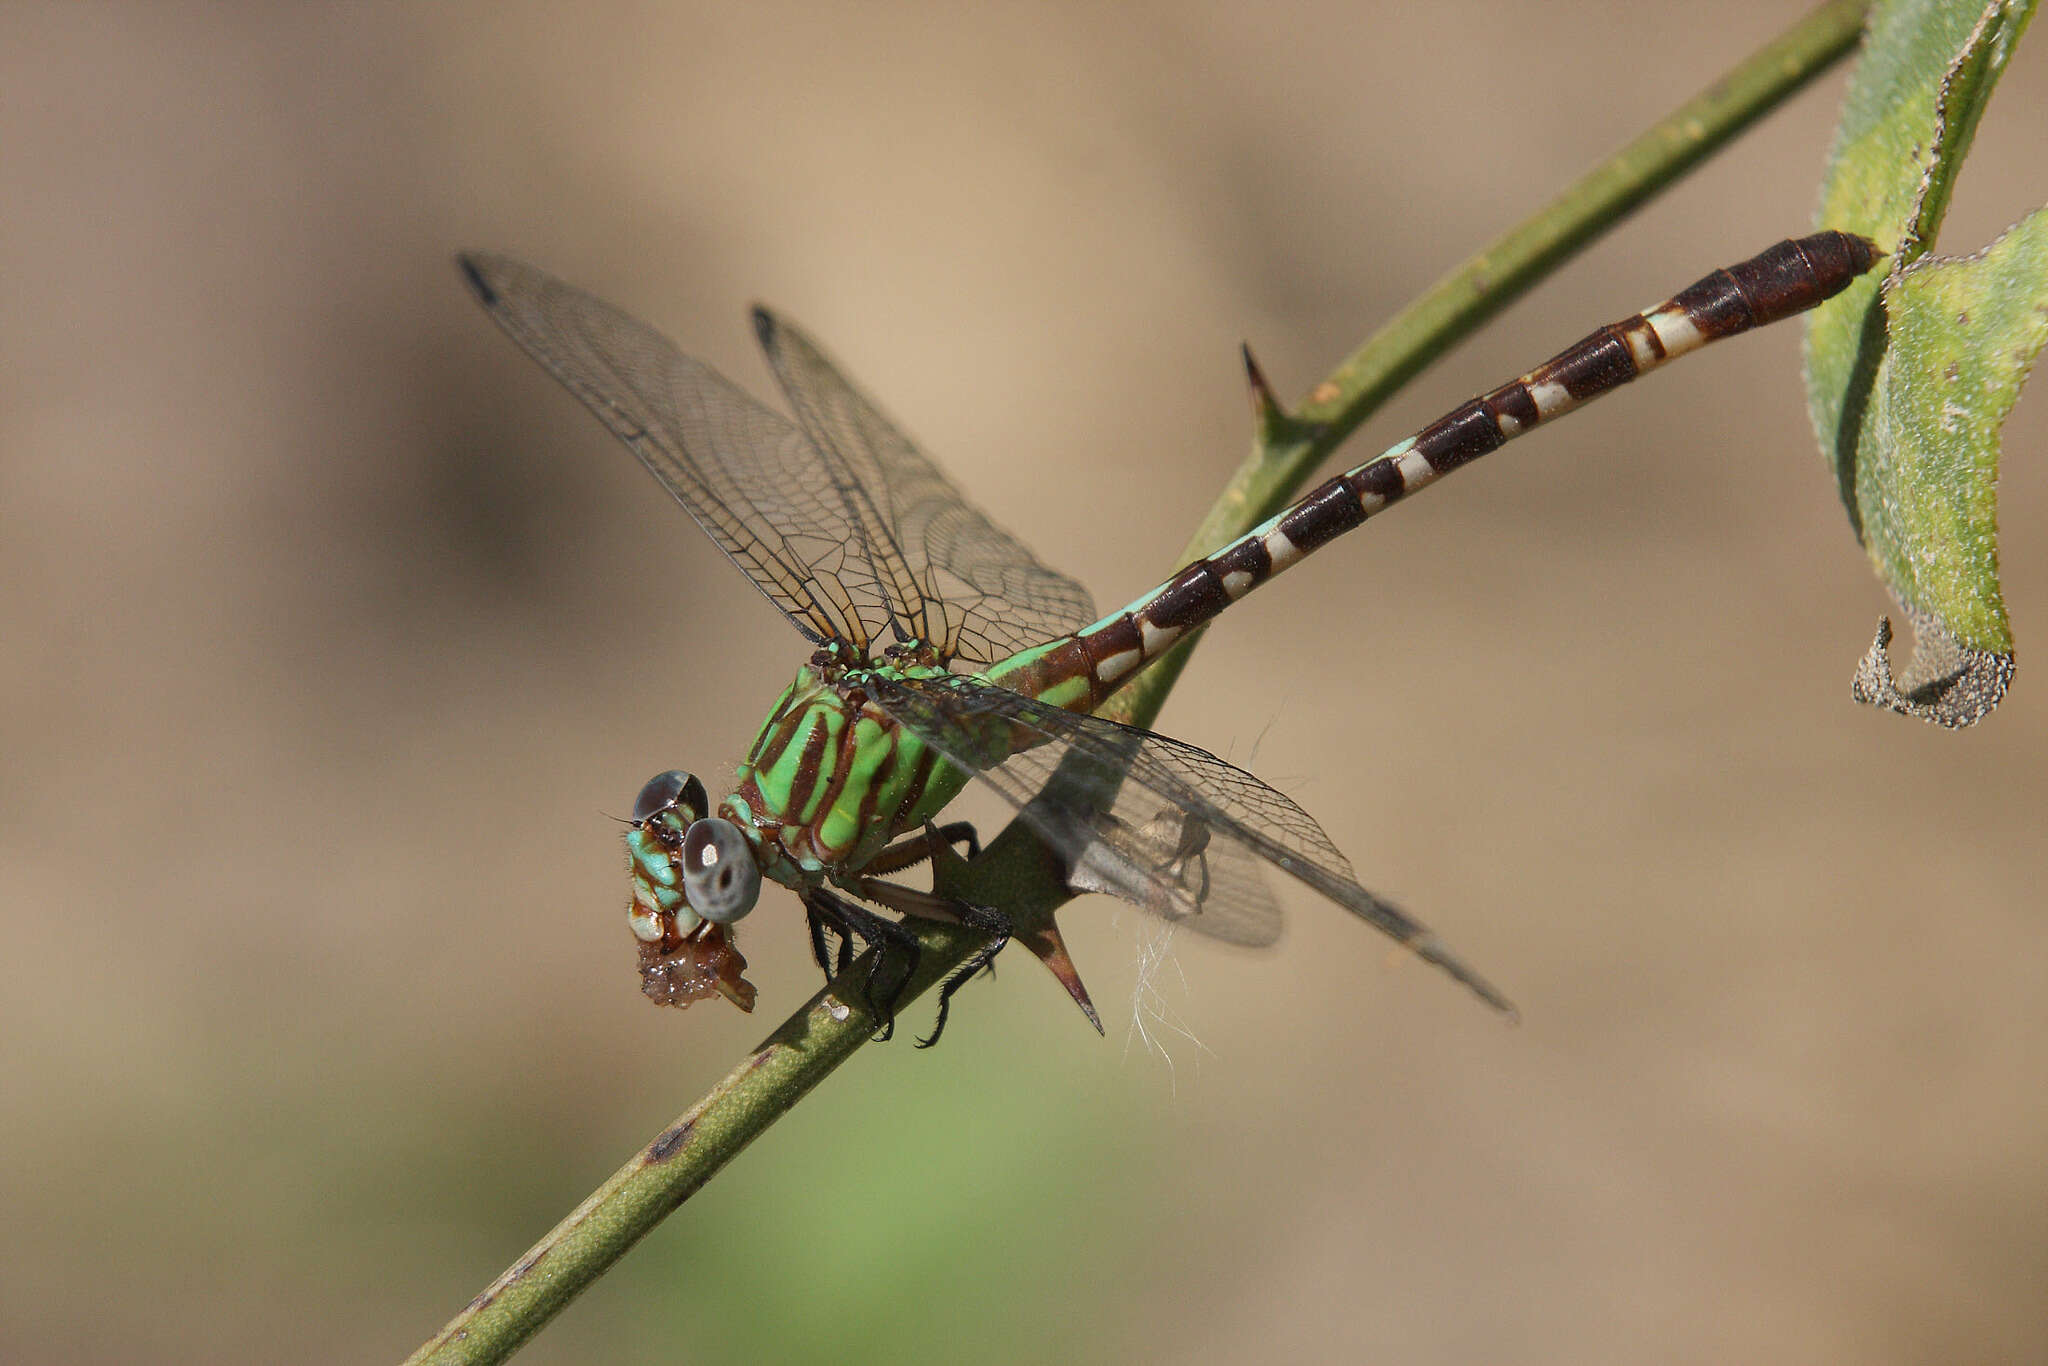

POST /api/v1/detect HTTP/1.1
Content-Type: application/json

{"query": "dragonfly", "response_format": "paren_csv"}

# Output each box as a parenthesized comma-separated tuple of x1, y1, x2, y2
(459, 230, 1879, 1046)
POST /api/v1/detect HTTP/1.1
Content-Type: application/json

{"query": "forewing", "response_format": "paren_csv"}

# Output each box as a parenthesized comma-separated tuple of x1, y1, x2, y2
(460, 254, 894, 650)
(755, 309, 1097, 666)
(871, 673, 1514, 1013)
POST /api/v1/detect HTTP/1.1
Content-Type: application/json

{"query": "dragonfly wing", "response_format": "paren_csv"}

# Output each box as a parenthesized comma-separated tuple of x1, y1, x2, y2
(871, 673, 1514, 1014)
(755, 309, 1097, 666)
(1062, 805, 1285, 948)
(460, 254, 895, 651)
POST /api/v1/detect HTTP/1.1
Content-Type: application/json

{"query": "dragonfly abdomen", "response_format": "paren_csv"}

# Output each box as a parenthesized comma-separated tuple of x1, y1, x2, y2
(988, 231, 1880, 713)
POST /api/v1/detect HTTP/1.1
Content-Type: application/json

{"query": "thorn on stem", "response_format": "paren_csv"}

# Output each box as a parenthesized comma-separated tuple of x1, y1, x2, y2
(1241, 342, 1285, 430)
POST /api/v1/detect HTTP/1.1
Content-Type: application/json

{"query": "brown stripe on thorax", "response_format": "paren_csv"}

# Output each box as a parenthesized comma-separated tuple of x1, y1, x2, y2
(752, 704, 806, 772)
(883, 738, 937, 837)
(737, 701, 807, 820)
(809, 705, 871, 842)
(787, 707, 835, 820)
(854, 718, 903, 838)
(760, 682, 805, 731)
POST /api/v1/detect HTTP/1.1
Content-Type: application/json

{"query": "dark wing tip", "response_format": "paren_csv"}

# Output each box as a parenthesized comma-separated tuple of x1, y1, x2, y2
(750, 304, 779, 348)
(1414, 935, 1518, 1020)
(456, 253, 500, 308)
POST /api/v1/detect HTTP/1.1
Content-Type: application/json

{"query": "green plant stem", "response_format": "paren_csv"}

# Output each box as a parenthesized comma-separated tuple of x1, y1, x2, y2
(403, 5, 1869, 1361)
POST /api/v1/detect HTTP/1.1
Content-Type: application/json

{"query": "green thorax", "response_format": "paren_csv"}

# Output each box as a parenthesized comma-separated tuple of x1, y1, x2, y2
(723, 644, 999, 889)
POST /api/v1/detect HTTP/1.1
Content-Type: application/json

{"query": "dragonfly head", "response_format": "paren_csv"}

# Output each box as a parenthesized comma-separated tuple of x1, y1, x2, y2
(626, 769, 761, 1011)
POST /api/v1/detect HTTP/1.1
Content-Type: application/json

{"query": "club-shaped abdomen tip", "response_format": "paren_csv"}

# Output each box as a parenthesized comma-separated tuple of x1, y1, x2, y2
(1812, 230, 1885, 281)
(1835, 231, 1883, 277)
(457, 254, 499, 307)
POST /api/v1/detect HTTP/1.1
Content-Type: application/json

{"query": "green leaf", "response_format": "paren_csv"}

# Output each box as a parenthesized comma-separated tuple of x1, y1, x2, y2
(1807, 0, 2043, 725)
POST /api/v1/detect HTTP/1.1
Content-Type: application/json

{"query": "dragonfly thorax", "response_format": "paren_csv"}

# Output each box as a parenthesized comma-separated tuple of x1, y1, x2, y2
(722, 652, 979, 891)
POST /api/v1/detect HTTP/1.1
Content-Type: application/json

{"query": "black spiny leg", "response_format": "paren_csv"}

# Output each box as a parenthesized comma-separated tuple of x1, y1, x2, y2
(804, 900, 860, 983)
(804, 887, 920, 1041)
(853, 876, 1013, 1049)
(805, 901, 835, 979)
(917, 899, 1011, 1049)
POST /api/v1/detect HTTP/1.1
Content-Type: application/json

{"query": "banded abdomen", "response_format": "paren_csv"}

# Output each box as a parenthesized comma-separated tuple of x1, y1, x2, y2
(988, 231, 1880, 712)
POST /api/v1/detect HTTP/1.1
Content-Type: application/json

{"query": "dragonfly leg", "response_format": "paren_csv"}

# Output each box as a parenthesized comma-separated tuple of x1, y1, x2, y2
(851, 876, 1011, 1048)
(804, 887, 920, 1042)
(804, 903, 846, 981)
(919, 901, 1010, 1049)
(803, 900, 861, 981)
(863, 821, 981, 876)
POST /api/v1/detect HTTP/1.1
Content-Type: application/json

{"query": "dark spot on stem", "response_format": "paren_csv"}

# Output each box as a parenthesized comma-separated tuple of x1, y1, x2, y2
(649, 1121, 695, 1162)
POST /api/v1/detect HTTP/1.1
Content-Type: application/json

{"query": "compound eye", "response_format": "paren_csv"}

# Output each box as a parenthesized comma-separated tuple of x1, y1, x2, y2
(632, 770, 708, 825)
(681, 818, 761, 924)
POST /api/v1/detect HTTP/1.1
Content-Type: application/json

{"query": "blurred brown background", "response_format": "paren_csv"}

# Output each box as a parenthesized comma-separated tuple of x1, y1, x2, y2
(5, 4, 2045, 1362)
